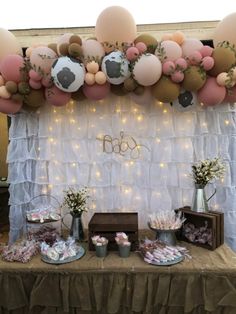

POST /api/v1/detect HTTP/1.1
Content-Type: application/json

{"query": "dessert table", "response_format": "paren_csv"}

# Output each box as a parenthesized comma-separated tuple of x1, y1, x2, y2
(0, 243, 236, 314)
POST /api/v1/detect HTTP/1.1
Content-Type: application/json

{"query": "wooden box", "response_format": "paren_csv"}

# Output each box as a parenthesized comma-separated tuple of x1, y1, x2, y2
(88, 213, 138, 251)
(176, 206, 224, 250)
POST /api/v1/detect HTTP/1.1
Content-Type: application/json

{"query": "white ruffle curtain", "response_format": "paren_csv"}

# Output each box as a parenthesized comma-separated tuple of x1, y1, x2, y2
(7, 94, 236, 249)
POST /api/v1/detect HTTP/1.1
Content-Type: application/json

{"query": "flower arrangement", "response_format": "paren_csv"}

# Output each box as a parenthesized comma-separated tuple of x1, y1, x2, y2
(149, 211, 185, 230)
(115, 232, 131, 247)
(63, 187, 89, 215)
(91, 235, 108, 246)
(191, 157, 226, 187)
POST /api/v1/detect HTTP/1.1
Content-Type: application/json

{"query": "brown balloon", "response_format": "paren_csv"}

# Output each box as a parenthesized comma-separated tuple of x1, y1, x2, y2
(24, 88, 45, 107)
(182, 66, 206, 91)
(123, 77, 138, 92)
(11, 93, 24, 103)
(71, 88, 86, 101)
(134, 85, 145, 95)
(5, 81, 18, 94)
(48, 43, 58, 55)
(69, 35, 82, 46)
(111, 83, 129, 96)
(68, 43, 83, 58)
(208, 44, 236, 76)
(152, 76, 180, 102)
(134, 34, 158, 53)
(18, 82, 31, 95)
(58, 43, 69, 56)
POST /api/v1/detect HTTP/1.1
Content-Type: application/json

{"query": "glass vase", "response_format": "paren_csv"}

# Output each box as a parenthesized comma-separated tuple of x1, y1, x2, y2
(70, 212, 84, 241)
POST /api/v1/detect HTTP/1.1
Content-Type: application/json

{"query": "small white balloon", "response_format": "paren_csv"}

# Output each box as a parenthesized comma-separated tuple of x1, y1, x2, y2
(101, 51, 130, 85)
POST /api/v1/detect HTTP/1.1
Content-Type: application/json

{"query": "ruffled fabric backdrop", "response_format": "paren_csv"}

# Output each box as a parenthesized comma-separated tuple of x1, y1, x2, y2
(7, 93, 236, 249)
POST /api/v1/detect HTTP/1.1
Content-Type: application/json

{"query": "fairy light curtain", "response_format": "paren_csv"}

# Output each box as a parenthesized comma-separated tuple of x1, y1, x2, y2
(7, 95, 236, 249)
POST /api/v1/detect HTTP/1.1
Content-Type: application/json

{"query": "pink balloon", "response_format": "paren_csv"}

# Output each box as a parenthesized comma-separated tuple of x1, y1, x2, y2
(30, 46, 57, 75)
(41, 75, 53, 88)
(83, 82, 110, 101)
(29, 69, 42, 81)
(175, 58, 187, 71)
(29, 79, 42, 89)
(199, 45, 213, 57)
(224, 86, 236, 102)
(0, 54, 24, 82)
(181, 39, 203, 57)
(126, 46, 139, 61)
(171, 71, 184, 83)
(45, 85, 71, 106)
(135, 42, 147, 54)
(197, 77, 226, 106)
(188, 51, 202, 65)
(159, 40, 182, 61)
(0, 98, 22, 114)
(130, 87, 153, 105)
(201, 56, 214, 71)
(162, 61, 175, 75)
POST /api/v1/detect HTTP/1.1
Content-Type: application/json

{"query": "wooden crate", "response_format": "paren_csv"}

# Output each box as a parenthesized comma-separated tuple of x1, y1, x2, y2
(88, 213, 138, 251)
(176, 206, 224, 250)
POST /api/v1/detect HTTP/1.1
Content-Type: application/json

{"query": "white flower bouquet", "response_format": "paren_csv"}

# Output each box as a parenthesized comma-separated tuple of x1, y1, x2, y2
(191, 157, 226, 187)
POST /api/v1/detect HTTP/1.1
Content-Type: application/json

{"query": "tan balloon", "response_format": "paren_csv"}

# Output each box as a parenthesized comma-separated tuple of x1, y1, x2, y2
(208, 45, 236, 77)
(95, 6, 137, 46)
(152, 76, 180, 103)
(95, 71, 107, 85)
(0, 28, 22, 61)
(134, 34, 158, 53)
(182, 66, 206, 91)
(213, 12, 236, 47)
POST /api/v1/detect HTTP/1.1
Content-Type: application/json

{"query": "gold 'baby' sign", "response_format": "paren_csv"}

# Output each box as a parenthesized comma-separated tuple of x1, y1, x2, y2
(96, 131, 150, 159)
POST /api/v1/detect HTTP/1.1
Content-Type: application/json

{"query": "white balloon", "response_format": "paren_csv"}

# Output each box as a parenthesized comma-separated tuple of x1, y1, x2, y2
(101, 51, 130, 85)
(51, 56, 85, 92)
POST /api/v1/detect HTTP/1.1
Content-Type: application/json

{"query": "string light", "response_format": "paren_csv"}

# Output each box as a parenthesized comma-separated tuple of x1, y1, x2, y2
(163, 109, 168, 114)
(202, 122, 207, 127)
(71, 178, 76, 183)
(70, 119, 76, 124)
(53, 109, 57, 113)
(49, 137, 54, 143)
(38, 147, 41, 151)
(96, 171, 101, 178)
(158, 101, 163, 107)
(225, 120, 230, 125)
(137, 115, 143, 122)
(49, 126, 53, 131)
(74, 144, 80, 149)
(122, 118, 127, 124)
(159, 163, 165, 168)
(156, 138, 161, 143)
(72, 163, 76, 167)
(48, 184, 53, 189)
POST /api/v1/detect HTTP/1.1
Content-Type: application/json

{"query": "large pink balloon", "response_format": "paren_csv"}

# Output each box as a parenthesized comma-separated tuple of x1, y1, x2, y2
(83, 82, 110, 101)
(197, 77, 226, 106)
(0, 55, 24, 82)
(213, 12, 236, 47)
(158, 40, 182, 61)
(30, 46, 57, 75)
(0, 98, 22, 114)
(45, 86, 71, 107)
(0, 28, 22, 62)
(132, 54, 162, 86)
(224, 86, 236, 103)
(95, 6, 137, 46)
(82, 39, 105, 63)
(181, 39, 203, 57)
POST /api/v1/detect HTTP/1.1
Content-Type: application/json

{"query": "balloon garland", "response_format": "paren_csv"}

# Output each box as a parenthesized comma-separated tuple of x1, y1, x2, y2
(1, 6, 236, 114)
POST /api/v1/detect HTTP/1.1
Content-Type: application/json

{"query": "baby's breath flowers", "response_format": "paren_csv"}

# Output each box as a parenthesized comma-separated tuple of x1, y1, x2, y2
(191, 157, 226, 187)
(63, 187, 89, 215)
